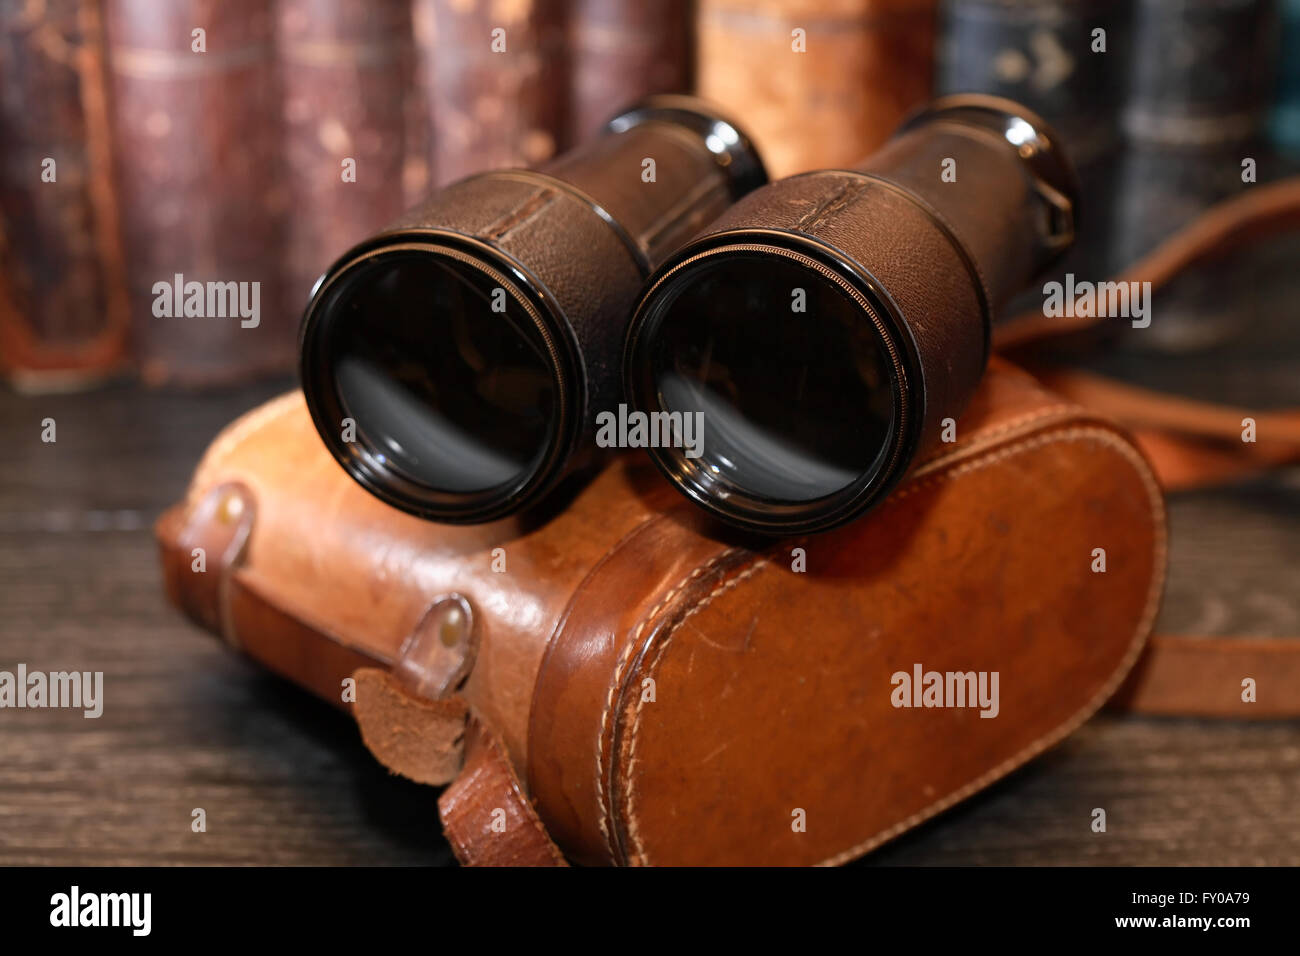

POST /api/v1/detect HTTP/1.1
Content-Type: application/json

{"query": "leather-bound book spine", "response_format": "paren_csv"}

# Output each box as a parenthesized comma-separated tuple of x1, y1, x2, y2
(696, 0, 935, 178)
(1272, 0, 1300, 155)
(936, 0, 1129, 174)
(569, 0, 693, 143)
(104, 0, 289, 385)
(1112, 0, 1281, 350)
(414, 0, 570, 188)
(0, 0, 129, 391)
(276, 0, 414, 316)
(935, 0, 1130, 281)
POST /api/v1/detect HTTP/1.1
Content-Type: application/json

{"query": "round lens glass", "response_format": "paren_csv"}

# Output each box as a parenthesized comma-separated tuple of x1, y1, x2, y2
(322, 250, 558, 496)
(645, 251, 897, 504)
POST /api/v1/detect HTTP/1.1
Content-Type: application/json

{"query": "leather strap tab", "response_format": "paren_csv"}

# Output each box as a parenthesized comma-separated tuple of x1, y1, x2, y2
(352, 671, 568, 862)
(352, 668, 468, 787)
(391, 595, 479, 700)
(438, 717, 568, 867)
(172, 482, 256, 647)
(1111, 635, 1300, 718)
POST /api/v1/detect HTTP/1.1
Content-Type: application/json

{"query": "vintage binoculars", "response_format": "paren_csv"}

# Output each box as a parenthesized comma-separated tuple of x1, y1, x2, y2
(302, 93, 1077, 534)
(299, 96, 765, 523)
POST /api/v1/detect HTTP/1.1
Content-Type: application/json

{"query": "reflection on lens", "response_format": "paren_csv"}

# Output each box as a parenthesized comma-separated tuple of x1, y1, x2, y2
(644, 252, 897, 504)
(658, 370, 862, 499)
(321, 250, 557, 496)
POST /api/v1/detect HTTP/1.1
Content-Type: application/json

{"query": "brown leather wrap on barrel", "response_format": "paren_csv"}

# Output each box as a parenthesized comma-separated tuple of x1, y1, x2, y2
(855, 120, 1046, 309)
(678, 171, 989, 451)
(381, 117, 741, 440)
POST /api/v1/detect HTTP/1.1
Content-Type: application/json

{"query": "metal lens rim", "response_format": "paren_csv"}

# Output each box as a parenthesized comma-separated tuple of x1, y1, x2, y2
(626, 235, 918, 536)
(300, 237, 576, 524)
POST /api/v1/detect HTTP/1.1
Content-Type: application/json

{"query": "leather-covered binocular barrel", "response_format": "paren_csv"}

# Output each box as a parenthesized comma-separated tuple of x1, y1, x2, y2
(624, 94, 1080, 535)
(300, 96, 765, 523)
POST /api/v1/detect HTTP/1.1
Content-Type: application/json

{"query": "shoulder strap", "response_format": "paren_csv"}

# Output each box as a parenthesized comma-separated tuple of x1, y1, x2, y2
(1112, 635, 1300, 717)
(993, 176, 1300, 717)
(1031, 368, 1300, 491)
(996, 177, 1300, 352)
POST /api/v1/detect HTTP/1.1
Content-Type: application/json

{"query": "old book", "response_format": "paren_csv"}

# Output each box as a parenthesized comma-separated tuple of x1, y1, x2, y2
(935, 0, 1130, 282)
(276, 0, 414, 316)
(104, 0, 289, 385)
(0, 0, 129, 391)
(1276, 0, 1300, 154)
(936, 0, 1129, 174)
(569, 0, 693, 142)
(413, 0, 570, 188)
(696, 0, 935, 178)
(1112, 0, 1281, 351)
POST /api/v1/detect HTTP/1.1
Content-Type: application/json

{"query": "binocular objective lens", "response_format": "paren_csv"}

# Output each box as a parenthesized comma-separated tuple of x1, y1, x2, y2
(640, 251, 899, 506)
(321, 251, 558, 497)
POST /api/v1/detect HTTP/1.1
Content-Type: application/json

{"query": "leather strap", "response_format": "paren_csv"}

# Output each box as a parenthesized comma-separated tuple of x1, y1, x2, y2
(1112, 636, 1300, 718)
(350, 665, 566, 864)
(994, 177, 1300, 490)
(995, 177, 1300, 351)
(438, 716, 568, 867)
(1033, 369, 1300, 491)
(992, 176, 1300, 718)
(352, 668, 468, 787)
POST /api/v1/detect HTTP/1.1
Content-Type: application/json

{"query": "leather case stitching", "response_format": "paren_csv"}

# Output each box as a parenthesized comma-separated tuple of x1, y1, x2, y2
(592, 546, 743, 860)
(913, 403, 1080, 470)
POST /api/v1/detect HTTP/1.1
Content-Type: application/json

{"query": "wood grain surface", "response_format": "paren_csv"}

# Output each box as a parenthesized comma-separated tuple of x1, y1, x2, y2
(0, 378, 1296, 866)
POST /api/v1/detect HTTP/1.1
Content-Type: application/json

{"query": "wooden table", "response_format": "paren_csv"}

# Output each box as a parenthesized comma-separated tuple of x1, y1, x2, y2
(1, 372, 1297, 866)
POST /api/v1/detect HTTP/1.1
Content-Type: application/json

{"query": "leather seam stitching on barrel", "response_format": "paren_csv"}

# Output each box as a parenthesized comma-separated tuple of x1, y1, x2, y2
(912, 403, 1081, 471)
(792, 179, 856, 232)
(800, 178, 870, 233)
(483, 187, 558, 241)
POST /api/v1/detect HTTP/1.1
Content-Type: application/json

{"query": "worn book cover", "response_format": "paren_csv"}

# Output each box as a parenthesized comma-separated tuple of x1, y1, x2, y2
(104, 0, 290, 385)
(414, 0, 570, 188)
(0, 0, 129, 391)
(277, 0, 414, 316)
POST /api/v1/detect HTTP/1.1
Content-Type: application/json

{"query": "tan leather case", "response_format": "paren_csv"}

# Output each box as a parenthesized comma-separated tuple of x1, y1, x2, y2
(157, 359, 1166, 865)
